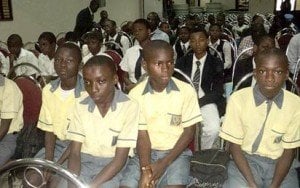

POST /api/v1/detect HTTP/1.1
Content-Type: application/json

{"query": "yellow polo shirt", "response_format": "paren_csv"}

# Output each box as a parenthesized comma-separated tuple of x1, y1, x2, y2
(129, 77, 202, 150)
(220, 86, 300, 160)
(0, 76, 23, 133)
(37, 75, 84, 140)
(67, 90, 139, 158)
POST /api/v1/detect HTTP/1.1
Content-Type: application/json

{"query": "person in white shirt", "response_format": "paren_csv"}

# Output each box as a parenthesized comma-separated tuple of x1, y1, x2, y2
(103, 19, 131, 56)
(232, 14, 249, 44)
(0, 51, 9, 76)
(120, 18, 152, 92)
(38, 32, 57, 78)
(147, 12, 170, 43)
(82, 30, 109, 64)
(6, 34, 39, 77)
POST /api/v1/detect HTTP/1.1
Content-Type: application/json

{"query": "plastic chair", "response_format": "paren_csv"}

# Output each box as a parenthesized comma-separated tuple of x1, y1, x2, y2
(231, 47, 253, 84)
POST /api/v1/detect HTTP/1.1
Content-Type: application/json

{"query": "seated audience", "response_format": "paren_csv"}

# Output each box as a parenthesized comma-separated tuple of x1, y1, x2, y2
(120, 40, 202, 187)
(147, 12, 170, 43)
(67, 55, 139, 187)
(173, 25, 191, 61)
(176, 27, 225, 150)
(220, 48, 300, 188)
(0, 74, 23, 166)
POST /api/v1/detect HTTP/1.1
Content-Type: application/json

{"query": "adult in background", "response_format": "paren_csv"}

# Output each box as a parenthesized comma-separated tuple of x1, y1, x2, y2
(74, 0, 99, 38)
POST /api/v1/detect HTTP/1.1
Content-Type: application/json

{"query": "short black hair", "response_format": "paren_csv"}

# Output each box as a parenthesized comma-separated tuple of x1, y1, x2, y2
(56, 42, 82, 63)
(84, 55, 117, 75)
(142, 40, 173, 61)
(133, 18, 151, 30)
(254, 34, 275, 46)
(106, 19, 117, 27)
(190, 26, 209, 38)
(255, 48, 288, 69)
(7, 34, 23, 45)
(87, 30, 103, 43)
(38, 32, 56, 44)
(209, 23, 222, 31)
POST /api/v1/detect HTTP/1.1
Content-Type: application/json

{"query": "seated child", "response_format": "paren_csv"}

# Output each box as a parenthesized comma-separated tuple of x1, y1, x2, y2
(173, 25, 191, 61)
(82, 30, 108, 64)
(220, 48, 300, 188)
(120, 40, 202, 187)
(6, 34, 39, 77)
(67, 55, 139, 187)
(120, 18, 151, 92)
(0, 74, 23, 165)
(37, 32, 58, 79)
(35, 42, 84, 165)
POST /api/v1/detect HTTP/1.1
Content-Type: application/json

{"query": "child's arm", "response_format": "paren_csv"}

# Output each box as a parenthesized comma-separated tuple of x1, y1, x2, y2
(56, 144, 71, 165)
(137, 130, 152, 187)
(0, 119, 12, 141)
(90, 147, 129, 188)
(149, 125, 196, 182)
(229, 142, 258, 188)
(269, 149, 295, 188)
(44, 131, 57, 161)
(68, 141, 82, 175)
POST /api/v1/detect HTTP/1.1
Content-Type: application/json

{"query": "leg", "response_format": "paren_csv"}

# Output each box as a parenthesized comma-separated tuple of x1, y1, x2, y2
(200, 104, 220, 150)
(0, 134, 17, 166)
(119, 156, 141, 188)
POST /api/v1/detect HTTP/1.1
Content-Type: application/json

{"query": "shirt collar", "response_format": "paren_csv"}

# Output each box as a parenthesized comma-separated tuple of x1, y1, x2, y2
(253, 85, 284, 109)
(193, 52, 207, 65)
(17, 48, 26, 59)
(80, 89, 130, 113)
(0, 75, 5, 86)
(49, 74, 84, 98)
(142, 78, 180, 95)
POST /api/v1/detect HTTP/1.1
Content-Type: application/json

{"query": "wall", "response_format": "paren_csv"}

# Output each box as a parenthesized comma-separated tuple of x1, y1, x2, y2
(0, 0, 140, 42)
(249, 0, 275, 14)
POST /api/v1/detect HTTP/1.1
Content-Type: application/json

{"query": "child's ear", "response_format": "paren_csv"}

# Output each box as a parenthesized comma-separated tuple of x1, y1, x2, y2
(253, 45, 258, 55)
(142, 60, 147, 72)
(113, 74, 119, 85)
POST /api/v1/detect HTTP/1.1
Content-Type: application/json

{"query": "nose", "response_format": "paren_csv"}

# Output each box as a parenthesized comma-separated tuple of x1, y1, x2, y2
(266, 71, 275, 82)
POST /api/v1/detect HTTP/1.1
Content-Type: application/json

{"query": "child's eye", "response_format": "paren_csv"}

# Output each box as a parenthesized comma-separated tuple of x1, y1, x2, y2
(275, 70, 283, 75)
(84, 80, 91, 85)
(258, 70, 265, 74)
(98, 80, 106, 84)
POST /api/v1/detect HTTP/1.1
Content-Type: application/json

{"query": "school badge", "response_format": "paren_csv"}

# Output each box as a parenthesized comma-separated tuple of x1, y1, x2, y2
(170, 114, 182, 126)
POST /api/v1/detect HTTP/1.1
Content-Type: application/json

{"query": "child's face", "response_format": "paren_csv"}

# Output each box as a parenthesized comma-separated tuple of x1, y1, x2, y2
(8, 41, 22, 57)
(143, 49, 174, 90)
(159, 23, 170, 34)
(190, 32, 208, 55)
(256, 38, 275, 54)
(104, 21, 115, 35)
(178, 28, 190, 43)
(54, 47, 80, 81)
(83, 65, 117, 104)
(209, 26, 221, 40)
(87, 38, 102, 56)
(38, 38, 55, 56)
(254, 56, 288, 99)
(133, 23, 150, 43)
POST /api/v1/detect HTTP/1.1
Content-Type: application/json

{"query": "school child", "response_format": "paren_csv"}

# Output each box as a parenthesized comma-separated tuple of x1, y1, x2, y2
(67, 55, 139, 187)
(120, 40, 202, 187)
(173, 25, 191, 60)
(82, 30, 108, 64)
(0, 74, 23, 165)
(5, 34, 39, 77)
(37, 32, 57, 78)
(35, 42, 84, 165)
(220, 48, 300, 188)
(120, 18, 151, 92)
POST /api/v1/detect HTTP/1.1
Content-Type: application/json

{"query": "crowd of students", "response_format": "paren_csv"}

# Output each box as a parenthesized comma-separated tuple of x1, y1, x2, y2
(0, 0, 299, 187)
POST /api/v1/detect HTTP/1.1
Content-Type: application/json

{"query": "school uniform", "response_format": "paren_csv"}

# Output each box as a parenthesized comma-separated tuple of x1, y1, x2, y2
(120, 77, 202, 187)
(220, 86, 300, 188)
(104, 33, 131, 56)
(38, 53, 57, 76)
(35, 75, 84, 161)
(0, 75, 23, 165)
(119, 44, 145, 84)
(67, 89, 139, 187)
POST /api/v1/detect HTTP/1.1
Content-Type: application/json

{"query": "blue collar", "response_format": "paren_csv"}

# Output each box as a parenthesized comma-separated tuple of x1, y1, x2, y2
(253, 85, 283, 109)
(49, 74, 84, 98)
(142, 78, 180, 95)
(0, 75, 4, 86)
(80, 89, 130, 113)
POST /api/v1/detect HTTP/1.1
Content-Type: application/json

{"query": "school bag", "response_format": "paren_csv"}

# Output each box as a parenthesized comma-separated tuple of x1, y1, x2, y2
(189, 149, 230, 188)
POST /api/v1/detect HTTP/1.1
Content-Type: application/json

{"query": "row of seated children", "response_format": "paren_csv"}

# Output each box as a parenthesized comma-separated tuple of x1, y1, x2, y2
(1, 39, 299, 187)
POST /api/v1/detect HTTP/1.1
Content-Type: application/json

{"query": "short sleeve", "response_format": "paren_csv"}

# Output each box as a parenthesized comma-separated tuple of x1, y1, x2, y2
(282, 110, 300, 149)
(116, 101, 139, 148)
(119, 51, 130, 72)
(219, 94, 245, 145)
(37, 88, 54, 132)
(1, 79, 22, 119)
(66, 102, 86, 143)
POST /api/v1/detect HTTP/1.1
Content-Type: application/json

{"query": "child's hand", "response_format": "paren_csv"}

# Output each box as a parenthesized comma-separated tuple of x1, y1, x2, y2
(149, 159, 167, 183)
(139, 166, 153, 188)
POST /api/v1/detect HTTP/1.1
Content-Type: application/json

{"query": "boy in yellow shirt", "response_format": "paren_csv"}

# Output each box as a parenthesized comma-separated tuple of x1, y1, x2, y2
(67, 55, 139, 187)
(220, 48, 300, 188)
(120, 40, 202, 187)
